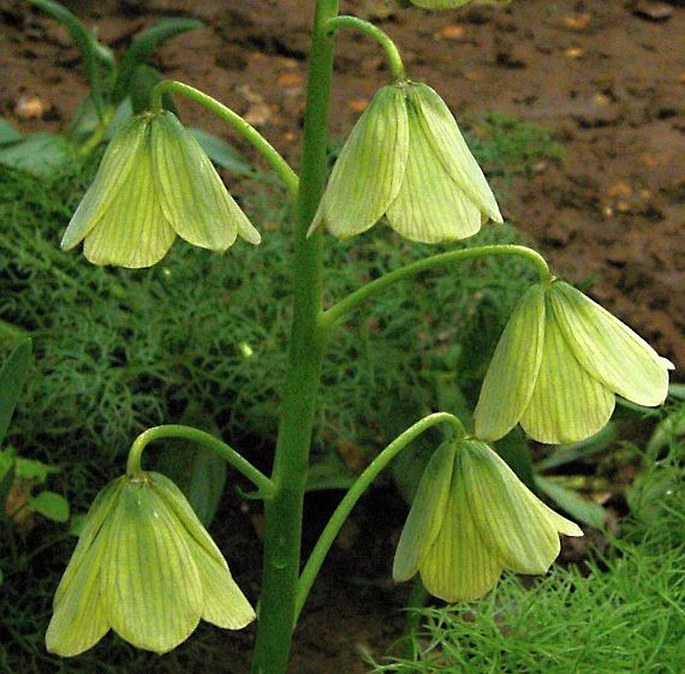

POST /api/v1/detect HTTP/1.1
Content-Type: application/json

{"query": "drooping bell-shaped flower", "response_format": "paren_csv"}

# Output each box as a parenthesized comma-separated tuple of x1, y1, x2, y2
(46, 471, 255, 657)
(309, 81, 502, 243)
(393, 439, 582, 602)
(61, 111, 261, 268)
(474, 281, 674, 444)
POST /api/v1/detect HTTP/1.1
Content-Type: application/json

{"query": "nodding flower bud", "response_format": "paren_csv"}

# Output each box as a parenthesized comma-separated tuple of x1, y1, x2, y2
(474, 281, 674, 444)
(61, 111, 260, 268)
(46, 471, 255, 657)
(393, 439, 582, 603)
(309, 80, 502, 243)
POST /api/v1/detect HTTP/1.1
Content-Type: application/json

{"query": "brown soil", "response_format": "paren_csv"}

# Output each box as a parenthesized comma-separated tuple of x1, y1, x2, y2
(1, 0, 683, 672)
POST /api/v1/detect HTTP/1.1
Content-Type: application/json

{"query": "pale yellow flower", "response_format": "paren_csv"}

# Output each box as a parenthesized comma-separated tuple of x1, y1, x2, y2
(393, 439, 582, 602)
(309, 81, 502, 243)
(46, 471, 254, 656)
(474, 281, 674, 444)
(61, 111, 260, 268)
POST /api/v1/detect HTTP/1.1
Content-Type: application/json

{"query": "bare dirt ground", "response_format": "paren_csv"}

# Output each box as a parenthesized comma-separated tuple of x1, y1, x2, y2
(1, 1, 684, 672)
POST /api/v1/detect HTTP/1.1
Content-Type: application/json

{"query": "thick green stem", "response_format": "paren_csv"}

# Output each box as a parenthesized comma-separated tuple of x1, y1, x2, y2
(322, 244, 552, 328)
(249, 1, 339, 672)
(126, 425, 274, 498)
(150, 80, 299, 198)
(294, 413, 465, 622)
(326, 15, 405, 80)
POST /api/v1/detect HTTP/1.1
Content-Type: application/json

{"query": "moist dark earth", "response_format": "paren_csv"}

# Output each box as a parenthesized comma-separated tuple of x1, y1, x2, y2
(1, 1, 684, 672)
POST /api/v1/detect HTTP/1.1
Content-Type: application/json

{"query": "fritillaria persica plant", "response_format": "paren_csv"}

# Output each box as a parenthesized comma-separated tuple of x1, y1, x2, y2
(43, 1, 673, 672)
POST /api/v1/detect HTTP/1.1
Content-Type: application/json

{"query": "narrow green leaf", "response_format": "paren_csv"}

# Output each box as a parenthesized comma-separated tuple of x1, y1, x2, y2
(14, 455, 59, 482)
(28, 0, 107, 115)
(535, 476, 607, 530)
(666, 383, 685, 400)
(112, 18, 203, 103)
(0, 338, 32, 446)
(535, 422, 617, 472)
(30, 490, 70, 523)
(158, 441, 227, 527)
(128, 64, 178, 115)
(0, 134, 73, 177)
(68, 513, 86, 537)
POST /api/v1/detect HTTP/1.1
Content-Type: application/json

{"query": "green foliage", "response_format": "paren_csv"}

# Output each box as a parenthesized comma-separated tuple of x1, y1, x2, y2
(0, 338, 31, 444)
(370, 437, 685, 673)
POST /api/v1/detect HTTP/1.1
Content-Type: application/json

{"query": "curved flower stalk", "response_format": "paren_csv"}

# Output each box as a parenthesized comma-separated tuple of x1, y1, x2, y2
(474, 280, 674, 444)
(308, 80, 502, 243)
(393, 439, 582, 602)
(61, 111, 261, 268)
(46, 471, 255, 657)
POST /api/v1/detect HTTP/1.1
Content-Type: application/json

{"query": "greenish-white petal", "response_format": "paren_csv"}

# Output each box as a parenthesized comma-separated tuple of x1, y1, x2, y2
(152, 112, 260, 250)
(193, 548, 255, 629)
(82, 127, 176, 268)
(45, 482, 122, 656)
(45, 536, 110, 656)
(410, 83, 502, 224)
(101, 480, 203, 653)
(61, 116, 148, 250)
(386, 94, 481, 242)
(393, 442, 456, 582)
(474, 284, 545, 441)
(548, 281, 672, 407)
(148, 472, 255, 629)
(310, 84, 409, 238)
(461, 440, 582, 575)
(53, 479, 122, 606)
(420, 449, 502, 602)
(520, 306, 615, 444)
(150, 472, 227, 564)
